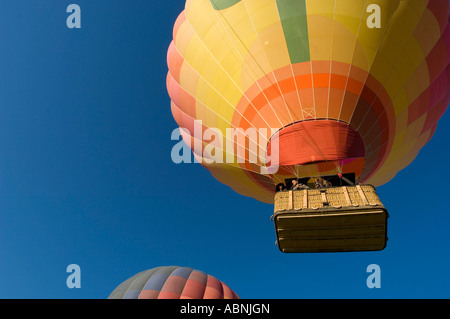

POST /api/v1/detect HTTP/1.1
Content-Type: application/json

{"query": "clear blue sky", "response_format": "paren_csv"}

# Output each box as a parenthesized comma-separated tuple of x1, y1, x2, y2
(0, 0, 449, 299)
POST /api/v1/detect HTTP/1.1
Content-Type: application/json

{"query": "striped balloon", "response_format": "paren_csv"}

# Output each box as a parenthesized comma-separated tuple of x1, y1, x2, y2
(167, 0, 450, 203)
(108, 266, 239, 299)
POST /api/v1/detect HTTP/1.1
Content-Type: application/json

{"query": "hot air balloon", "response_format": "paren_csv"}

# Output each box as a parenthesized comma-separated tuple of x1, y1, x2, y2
(108, 266, 239, 299)
(167, 0, 450, 252)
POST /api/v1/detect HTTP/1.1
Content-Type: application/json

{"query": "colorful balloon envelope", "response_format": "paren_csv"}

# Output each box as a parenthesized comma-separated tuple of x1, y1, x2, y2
(167, 0, 450, 203)
(108, 266, 239, 299)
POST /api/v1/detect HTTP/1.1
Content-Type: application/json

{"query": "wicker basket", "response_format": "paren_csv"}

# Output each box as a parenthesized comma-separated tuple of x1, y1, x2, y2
(272, 185, 388, 253)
